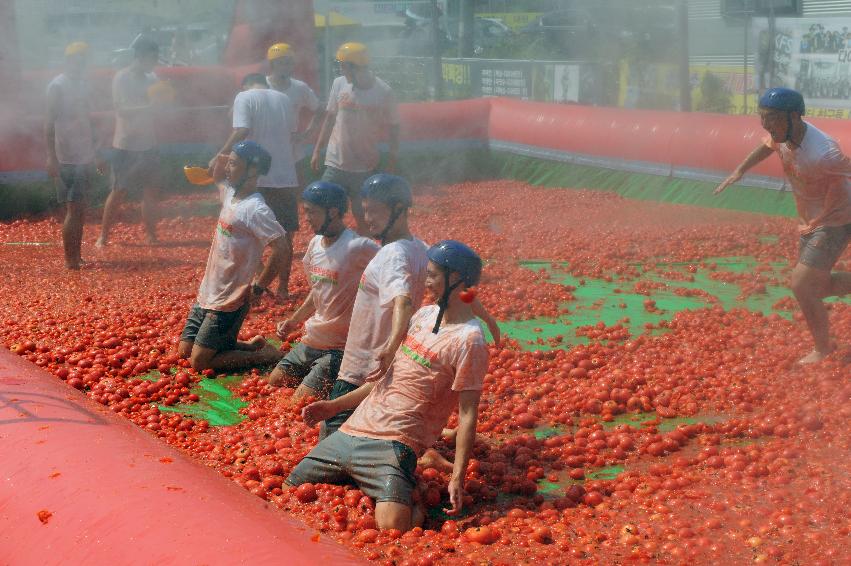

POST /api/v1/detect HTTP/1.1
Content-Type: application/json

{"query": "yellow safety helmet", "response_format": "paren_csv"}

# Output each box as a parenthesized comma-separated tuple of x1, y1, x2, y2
(65, 42, 89, 57)
(335, 42, 369, 66)
(267, 42, 292, 61)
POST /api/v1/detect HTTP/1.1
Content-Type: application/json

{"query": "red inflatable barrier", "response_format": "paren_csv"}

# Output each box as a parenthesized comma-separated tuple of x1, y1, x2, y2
(0, 349, 362, 565)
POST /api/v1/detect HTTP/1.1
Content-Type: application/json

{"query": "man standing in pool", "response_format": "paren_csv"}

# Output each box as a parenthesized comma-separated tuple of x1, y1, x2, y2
(287, 241, 489, 531)
(269, 181, 379, 399)
(311, 43, 400, 234)
(716, 87, 851, 364)
(178, 141, 286, 372)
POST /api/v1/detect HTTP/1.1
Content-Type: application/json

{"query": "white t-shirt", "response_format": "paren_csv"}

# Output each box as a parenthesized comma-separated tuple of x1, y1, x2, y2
(267, 76, 320, 162)
(47, 73, 96, 165)
(196, 184, 286, 312)
(112, 67, 157, 151)
(301, 229, 380, 351)
(765, 122, 851, 231)
(325, 75, 400, 173)
(232, 88, 298, 189)
(338, 237, 429, 386)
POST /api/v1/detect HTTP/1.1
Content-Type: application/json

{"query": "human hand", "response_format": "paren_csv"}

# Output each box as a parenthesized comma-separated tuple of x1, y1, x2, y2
(302, 399, 339, 427)
(276, 319, 296, 339)
(310, 150, 322, 172)
(443, 476, 464, 516)
(714, 170, 743, 195)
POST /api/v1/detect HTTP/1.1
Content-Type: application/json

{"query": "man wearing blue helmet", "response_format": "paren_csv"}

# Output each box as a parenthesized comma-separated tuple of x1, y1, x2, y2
(717, 87, 851, 364)
(287, 240, 489, 531)
(177, 141, 287, 372)
(269, 181, 379, 399)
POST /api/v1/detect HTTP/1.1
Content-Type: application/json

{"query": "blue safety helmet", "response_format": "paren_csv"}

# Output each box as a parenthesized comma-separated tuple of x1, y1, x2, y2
(360, 174, 413, 208)
(232, 141, 272, 176)
(427, 240, 482, 333)
(758, 87, 805, 115)
(302, 181, 348, 214)
(360, 174, 413, 243)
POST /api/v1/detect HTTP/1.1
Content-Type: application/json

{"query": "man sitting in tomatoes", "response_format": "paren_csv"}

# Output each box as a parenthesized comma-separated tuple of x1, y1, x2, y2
(177, 141, 287, 372)
(286, 241, 489, 531)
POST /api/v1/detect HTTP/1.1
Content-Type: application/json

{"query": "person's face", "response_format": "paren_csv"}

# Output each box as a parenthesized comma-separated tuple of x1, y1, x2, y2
(362, 198, 391, 238)
(272, 56, 295, 78)
(65, 53, 88, 77)
(339, 61, 356, 82)
(137, 52, 158, 73)
(759, 108, 796, 142)
(425, 261, 461, 299)
(226, 152, 247, 184)
(304, 201, 336, 233)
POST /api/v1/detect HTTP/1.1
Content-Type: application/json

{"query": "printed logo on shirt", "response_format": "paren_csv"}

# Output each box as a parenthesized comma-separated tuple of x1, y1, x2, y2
(216, 220, 234, 238)
(400, 334, 439, 368)
(338, 93, 384, 118)
(310, 265, 339, 285)
(358, 272, 367, 290)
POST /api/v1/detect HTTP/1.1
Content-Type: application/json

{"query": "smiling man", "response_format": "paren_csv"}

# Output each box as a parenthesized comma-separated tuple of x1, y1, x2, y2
(716, 87, 851, 363)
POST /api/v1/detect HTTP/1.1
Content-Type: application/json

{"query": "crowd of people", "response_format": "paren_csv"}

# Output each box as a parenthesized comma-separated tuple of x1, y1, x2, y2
(44, 35, 851, 531)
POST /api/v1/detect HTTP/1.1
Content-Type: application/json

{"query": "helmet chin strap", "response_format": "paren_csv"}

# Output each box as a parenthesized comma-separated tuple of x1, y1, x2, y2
(316, 210, 334, 236)
(377, 205, 404, 245)
(233, 166, 257, 193)
(432, 273, 463, 334)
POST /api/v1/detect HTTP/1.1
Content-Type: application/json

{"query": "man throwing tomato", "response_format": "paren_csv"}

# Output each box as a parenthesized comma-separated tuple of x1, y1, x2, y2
(716, 88, 851, 364)
(286, 241, 489, 531)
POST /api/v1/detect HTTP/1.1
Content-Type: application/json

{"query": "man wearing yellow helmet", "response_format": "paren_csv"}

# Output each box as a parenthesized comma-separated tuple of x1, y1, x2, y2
(45, 42, 102, 270)
(311, 42, 400, 234)
(266, 43, 322, 170)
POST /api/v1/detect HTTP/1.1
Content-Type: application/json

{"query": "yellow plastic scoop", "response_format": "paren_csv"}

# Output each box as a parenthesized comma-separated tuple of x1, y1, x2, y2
(148, 80, 176, 104)
(183, 166, 214, 186)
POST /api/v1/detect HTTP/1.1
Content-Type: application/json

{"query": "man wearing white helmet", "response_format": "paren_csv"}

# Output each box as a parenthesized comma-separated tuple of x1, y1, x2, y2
(311, 42, 400, 234)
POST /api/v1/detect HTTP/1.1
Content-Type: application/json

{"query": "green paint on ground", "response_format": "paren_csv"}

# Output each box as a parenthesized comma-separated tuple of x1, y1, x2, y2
(534, 426, 565, 440)
(158, 375, 247, 426)
(587, 465, 625, 481)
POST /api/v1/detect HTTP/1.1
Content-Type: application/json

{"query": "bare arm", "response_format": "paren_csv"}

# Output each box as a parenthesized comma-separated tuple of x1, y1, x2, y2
(210, 127, 249, 168)
(366, 295, 413, 382)
(310, 111, 336, 171)
(302, 381, 376, 426)
(471, 298, 500, 344)
(276, 290, 316, 338)
(304, 108, 325, 140)
(714, 144, 774, 195)
(445, 390, 481, 516)
(254, 236, 286, 295)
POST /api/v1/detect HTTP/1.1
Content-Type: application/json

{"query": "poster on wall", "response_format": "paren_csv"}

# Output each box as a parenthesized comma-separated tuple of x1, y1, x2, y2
(553, 64, 580, 103)
(754, 17, 851, 118)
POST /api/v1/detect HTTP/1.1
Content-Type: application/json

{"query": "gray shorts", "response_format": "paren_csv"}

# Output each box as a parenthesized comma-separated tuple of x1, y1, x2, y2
(321, 166, 374, 201)
(111, 148, 160, 193)
(286, 432, 417, 505)
(320, 379, 360, 440)
(798, 224, 851, 271)
(179, 301, 249, 352)
(56, 164, 95, 204)
(274, 342, 342, 394)
(259, 187, 300, 232)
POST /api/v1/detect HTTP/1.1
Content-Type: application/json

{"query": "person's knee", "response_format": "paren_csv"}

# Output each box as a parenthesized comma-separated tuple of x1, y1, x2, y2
(189, 350, 213, 371)
(375, 502, 413, 531)
(177, 341, 193, 359)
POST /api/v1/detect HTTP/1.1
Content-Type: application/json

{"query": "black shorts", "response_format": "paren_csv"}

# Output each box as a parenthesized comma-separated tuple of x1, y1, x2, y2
(320, 379, 360, 440)
(178, 301, 250, 352)
(111, 149, 160, 193)
(56, 164, 95, 203)
(798, 224, 851, 271)
(259, 187, 300, 232)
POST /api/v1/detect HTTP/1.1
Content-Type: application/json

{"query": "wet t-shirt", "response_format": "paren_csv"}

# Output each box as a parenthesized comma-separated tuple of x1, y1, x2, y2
(765, 122, 851, 232)
(340, 305, 488, 457)
(112, 67, 158, 151)
(337, 237, 428, 386)
(46, 73, 96, 165)
(301, 229, 379, 350)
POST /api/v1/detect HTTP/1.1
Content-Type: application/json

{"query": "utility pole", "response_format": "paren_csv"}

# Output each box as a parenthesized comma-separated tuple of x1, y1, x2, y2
(460, 0, 474, 57)
(678, 0, 691, 111)
(431, 0, 443, 100)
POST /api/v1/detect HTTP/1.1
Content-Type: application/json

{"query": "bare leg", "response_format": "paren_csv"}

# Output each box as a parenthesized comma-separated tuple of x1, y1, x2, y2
(63, 201, 85, 269)
(97, 189, 124, 246)
(142, 186, 159, 244)
(790, 262, 835, 363)
(235, 335, 267, 351)
(190, 343, 282, 373)
(827, 271, 851, 297)
(375, 501, 413, 531)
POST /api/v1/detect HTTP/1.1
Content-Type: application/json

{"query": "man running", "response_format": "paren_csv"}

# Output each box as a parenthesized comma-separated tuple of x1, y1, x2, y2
(269, 181, 379, 399)
(178, 141, 286, 372)
(212, 73, 299, 301)
(45, 41, 101, 269)
(266, 43, 322, 175)
(311, 43, 400, 234)
(97, 37, 161, 247)
(287, 240, 489, 531)
(716, 87, 851, 364)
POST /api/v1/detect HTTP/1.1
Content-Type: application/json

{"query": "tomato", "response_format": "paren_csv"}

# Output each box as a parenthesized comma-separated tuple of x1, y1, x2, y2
(463, 526, 499, 545)
(294, 483, 317, 504)
(531, 526, 552, 544)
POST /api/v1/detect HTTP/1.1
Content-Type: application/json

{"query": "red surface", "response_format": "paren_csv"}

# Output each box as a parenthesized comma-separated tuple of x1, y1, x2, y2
(0, 348, 362, 566)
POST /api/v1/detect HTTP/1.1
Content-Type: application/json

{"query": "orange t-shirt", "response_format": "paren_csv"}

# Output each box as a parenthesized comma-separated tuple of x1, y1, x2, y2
(765, 122, 851, 233)
(340, 305, 488, 457)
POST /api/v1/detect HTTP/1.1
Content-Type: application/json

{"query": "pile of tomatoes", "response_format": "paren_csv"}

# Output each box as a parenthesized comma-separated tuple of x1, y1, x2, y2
(1, 183, 850, 564)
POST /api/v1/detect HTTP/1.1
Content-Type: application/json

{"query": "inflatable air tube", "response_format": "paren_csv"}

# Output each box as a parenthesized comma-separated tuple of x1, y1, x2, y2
(0, 349, 363, 565)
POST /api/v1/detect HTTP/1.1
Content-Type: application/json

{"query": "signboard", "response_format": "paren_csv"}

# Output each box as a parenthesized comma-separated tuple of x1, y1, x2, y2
(754, 16, 851, 116)
(478, 63, 530, 99)
(553, 64, 580, 103)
